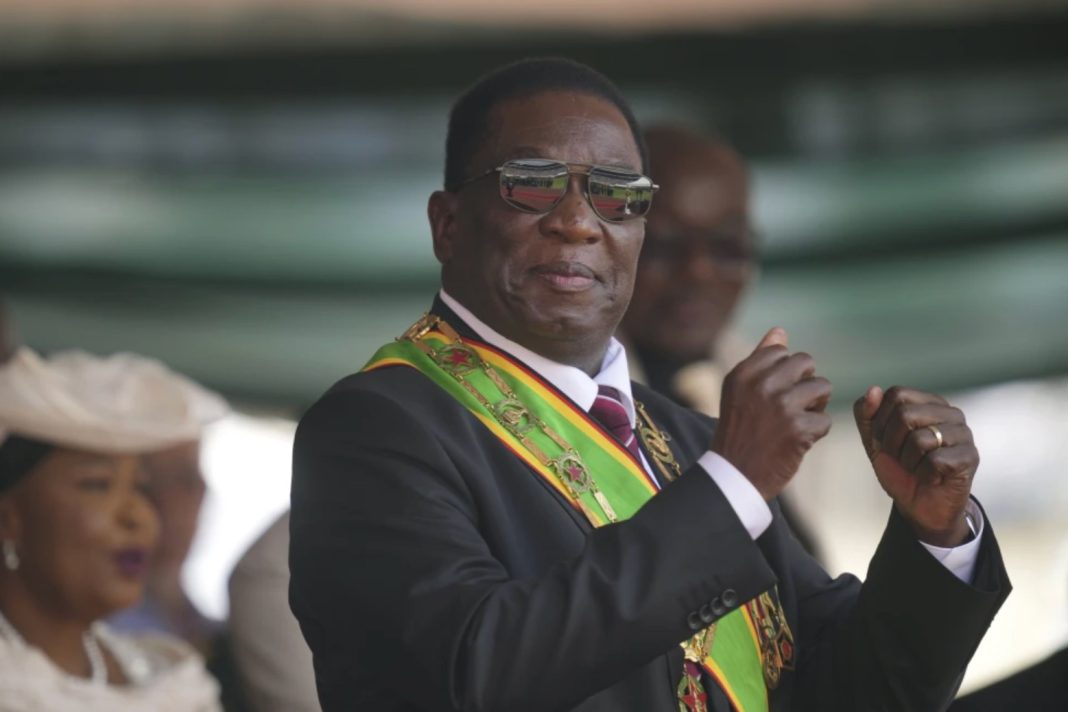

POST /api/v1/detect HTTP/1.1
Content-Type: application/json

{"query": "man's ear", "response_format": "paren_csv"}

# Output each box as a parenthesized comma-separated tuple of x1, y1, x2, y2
(428, 190, 459, 264)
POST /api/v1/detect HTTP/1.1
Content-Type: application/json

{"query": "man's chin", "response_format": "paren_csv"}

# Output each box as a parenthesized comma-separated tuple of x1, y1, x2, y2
(511, 307, 617, 350)
(530, 312, 605, 341)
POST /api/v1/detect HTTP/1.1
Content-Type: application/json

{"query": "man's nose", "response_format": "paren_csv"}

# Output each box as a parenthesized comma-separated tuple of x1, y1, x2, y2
(539, 176, 601, 243)
(679, 244, 721, 282)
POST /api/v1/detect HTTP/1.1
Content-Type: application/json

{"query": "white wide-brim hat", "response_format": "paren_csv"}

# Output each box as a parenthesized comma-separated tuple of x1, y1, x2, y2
(0, 347, 229, 454)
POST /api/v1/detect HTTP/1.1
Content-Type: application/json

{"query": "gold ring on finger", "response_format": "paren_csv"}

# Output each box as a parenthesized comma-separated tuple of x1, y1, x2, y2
(926, 424, 944, 448)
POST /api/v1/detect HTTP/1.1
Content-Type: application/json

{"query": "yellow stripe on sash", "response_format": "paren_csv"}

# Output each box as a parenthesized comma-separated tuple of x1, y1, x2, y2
(470, 341, 658, 496)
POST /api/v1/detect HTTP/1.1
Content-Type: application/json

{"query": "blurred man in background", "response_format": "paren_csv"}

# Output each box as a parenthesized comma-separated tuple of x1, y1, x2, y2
(229, 510, 319, 712)
(948, 645, 1067, 709)
(0, 300, 15, 364)
(621, 125, 754, 415)
(620, 125, 820, 558)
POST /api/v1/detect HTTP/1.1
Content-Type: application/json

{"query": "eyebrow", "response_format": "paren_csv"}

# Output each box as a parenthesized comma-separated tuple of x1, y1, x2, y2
(67, 453, 119, 469)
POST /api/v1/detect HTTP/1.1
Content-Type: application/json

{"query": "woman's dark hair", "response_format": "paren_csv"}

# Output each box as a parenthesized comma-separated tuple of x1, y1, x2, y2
(0, 434, 53, 492)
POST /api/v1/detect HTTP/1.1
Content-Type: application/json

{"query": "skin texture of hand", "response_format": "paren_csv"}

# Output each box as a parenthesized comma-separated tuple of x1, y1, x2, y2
(854, 386, 977, 547)
(711, 328, 833, 500)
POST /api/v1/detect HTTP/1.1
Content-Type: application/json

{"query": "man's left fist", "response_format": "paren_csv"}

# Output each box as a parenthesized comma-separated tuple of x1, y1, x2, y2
(853, 385, 978, 547)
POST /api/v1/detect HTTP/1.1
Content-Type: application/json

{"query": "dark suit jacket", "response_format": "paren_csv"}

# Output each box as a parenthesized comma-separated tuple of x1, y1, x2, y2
(289, 301, 1010, 712)
(948, 647, 1067, 711)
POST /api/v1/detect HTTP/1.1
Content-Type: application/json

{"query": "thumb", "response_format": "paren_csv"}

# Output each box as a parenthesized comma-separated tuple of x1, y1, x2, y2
(753, 327, 788, 353)
(853, 386, 883, 458)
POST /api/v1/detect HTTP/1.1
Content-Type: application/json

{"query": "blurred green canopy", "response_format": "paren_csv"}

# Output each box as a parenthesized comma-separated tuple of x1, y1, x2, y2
(1, 6, 1066, 409)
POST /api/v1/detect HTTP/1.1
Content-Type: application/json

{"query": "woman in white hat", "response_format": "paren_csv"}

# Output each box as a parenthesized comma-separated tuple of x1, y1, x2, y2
(0, 347, 227, 711)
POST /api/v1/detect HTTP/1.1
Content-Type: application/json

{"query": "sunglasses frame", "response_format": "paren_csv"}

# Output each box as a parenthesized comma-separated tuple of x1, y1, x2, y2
(460, 158, 659, 223)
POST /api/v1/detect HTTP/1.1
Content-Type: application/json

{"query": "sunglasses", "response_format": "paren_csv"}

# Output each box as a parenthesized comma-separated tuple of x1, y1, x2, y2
(461, 158, 659, 223)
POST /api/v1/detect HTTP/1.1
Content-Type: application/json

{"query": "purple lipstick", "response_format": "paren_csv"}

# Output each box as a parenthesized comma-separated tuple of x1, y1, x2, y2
(114, 548, 149, 578)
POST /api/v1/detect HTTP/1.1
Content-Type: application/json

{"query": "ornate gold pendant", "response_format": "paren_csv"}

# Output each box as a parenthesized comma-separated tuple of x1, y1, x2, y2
(678, 660, 709, 712)
(745, 589, 795, 689)
(634, 401, 682, 483)
(682, 624, 716, 663)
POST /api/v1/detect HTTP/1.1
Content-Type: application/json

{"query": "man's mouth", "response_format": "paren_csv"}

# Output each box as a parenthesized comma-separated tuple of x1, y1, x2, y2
(531, 261, 598, 292)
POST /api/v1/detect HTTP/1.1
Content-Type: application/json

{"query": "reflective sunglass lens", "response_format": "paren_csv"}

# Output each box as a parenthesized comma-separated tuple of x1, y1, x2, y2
(588, 168, 654, 222)
(499, 161, 569, 213)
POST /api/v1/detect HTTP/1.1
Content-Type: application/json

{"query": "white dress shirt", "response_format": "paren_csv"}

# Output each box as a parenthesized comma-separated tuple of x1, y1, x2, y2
(439, 290, 982, 583)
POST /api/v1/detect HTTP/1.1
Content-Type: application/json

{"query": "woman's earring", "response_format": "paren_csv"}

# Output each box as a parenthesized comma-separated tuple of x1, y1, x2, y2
(2, 540, 18, 571)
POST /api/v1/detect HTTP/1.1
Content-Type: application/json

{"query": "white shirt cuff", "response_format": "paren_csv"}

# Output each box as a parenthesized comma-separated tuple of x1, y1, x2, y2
(917, 498, 984, 584)
(697, 451, 773, 540)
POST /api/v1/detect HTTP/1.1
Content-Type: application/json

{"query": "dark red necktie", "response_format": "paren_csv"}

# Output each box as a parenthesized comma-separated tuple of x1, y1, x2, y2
(589, 385, 642, 463)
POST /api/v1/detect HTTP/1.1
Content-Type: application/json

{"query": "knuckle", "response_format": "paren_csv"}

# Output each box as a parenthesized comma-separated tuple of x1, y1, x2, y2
(930, 455, 956, 478)
(899, 405, 919, 429)
(816, 414, 833, 435)
(755, 379, 776, 401)
(722, 370, 739, 390)
(761, 345, 788, 362)
(884, 385, 904, 402)
(886, 400, 906, 426)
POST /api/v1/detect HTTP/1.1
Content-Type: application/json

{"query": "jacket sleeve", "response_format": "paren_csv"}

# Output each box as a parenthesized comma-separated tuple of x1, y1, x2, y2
(787, 501, 1011, 712)
(288, 385, 777, 712)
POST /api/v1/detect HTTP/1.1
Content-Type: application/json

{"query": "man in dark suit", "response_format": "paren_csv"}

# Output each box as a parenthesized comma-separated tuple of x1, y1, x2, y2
(289, 58, 1010, 712)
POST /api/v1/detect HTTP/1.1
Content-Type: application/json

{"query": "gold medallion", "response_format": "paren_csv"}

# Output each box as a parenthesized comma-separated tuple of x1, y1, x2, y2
(493, 398, 534, 434)
(550, 451, 592, 494)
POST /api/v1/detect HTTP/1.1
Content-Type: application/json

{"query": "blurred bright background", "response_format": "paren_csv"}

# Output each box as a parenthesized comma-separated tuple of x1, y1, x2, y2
(1, 0, 1066, 696)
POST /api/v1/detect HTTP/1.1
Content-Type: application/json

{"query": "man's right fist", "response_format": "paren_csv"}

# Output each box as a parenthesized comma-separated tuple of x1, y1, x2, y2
(710, 327, 832, 500)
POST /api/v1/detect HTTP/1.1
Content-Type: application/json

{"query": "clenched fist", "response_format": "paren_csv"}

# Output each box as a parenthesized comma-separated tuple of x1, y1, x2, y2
(711, 328, 832, 500)
(854, 386, 978, 547)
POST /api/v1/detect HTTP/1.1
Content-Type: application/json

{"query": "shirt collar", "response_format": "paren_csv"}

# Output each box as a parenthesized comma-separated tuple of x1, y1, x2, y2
(438, 290, 637, 425)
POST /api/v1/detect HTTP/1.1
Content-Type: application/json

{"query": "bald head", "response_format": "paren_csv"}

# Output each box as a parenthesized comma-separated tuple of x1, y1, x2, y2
(645, 126, 748, 230)
(622, 125, 756, 362)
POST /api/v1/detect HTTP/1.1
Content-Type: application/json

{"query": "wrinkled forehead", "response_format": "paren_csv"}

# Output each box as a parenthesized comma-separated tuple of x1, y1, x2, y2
(478, 91, 642, 172)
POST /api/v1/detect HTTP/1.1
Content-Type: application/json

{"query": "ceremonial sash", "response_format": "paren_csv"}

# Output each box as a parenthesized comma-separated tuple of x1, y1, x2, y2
(363, 315, 784, 712)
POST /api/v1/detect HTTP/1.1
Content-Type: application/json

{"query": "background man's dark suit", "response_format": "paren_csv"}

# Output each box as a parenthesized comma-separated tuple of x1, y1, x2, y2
(289, 302, 1010, 712)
